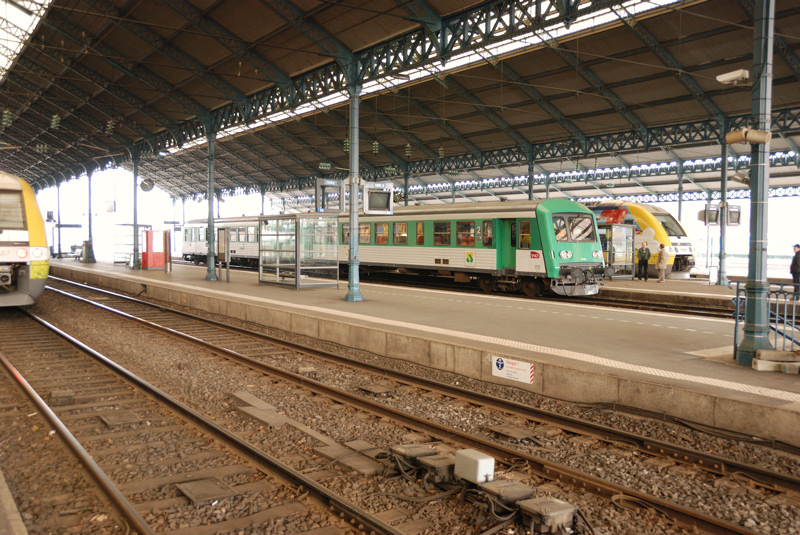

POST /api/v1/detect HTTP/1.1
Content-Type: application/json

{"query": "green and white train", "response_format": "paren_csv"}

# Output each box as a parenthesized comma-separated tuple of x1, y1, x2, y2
(181, 198, 610, 297)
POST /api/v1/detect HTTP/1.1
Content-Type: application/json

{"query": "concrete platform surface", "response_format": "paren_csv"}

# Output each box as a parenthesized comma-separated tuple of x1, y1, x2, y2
(45, 260, 800, 449)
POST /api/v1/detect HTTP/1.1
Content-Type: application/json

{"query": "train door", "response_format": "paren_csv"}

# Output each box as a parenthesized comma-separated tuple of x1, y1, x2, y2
(499, 219, 516, 271)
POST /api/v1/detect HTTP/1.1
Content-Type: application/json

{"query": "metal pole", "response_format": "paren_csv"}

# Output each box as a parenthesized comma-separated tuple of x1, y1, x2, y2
(403, 171, 409, 206)
(206, 131, 218, 281)
(132, 155, 141, 269)
(345, 90, 363, 302)
(84, 168, 96, 263)
(528, 152, 534, 201)
(56, 178, 62, 258)
(738, 0, 775, 366)
(717, 135, 729, 285)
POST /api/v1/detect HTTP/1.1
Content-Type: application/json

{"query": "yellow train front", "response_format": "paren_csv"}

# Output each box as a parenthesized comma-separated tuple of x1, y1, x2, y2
(0, 171, 50, 306)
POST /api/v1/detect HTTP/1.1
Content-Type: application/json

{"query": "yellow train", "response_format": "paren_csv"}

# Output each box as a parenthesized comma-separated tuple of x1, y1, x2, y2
(586, 201, 696, 277)
(0, 171, 49, 306)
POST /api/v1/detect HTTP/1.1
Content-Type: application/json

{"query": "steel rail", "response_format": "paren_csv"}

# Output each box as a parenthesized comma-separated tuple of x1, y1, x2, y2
(46, 278, 800, 488)
(21, 310, 405, 535)
(0, 349, 156, 535)
(46, 283, 762, 534)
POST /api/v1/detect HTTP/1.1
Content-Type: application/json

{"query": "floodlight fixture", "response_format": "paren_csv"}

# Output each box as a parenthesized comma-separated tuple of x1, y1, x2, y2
(716, 69, 750, 85)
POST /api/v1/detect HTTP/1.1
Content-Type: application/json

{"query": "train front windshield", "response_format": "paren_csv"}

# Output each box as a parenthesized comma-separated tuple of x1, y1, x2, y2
(653, 214, 687, 238)
(553, 213, 596, 242)
(0, 191, 25, 230)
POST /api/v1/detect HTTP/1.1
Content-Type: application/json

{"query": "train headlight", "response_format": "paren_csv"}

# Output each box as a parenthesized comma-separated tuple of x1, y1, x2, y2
(16, 248, 29, 259)
(592, 250, 600, 259)
(31, 247, 47, 259)
(560, 250, 567, 259)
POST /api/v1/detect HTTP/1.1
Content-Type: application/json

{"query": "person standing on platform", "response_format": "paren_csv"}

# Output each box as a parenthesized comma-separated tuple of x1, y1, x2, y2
(791, 243, 800, 298)
(636, 242, 651, 281)
(656, 243, 669, 283)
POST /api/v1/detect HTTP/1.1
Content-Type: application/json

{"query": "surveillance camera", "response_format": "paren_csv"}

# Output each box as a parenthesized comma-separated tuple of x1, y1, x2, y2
(715, 69, 750, 85)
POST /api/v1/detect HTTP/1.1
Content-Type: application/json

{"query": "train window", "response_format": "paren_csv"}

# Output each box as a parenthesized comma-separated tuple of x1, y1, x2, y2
(456, 221, 475, 246)
(416, 221, 424, 245)
(653, 214, 687, 237)
(0, 192, 25, 229)
(342, 224, 350, 245)
(238, 227, 247, 242)
(375, 223, 389, 244)
(393, 222, 408, 245)
(569, 214, 596, 242)
(359, 223, 371, 244)
(553, 217, 568, 242)
(199, 227, 207, 242)
(519, 220, 531, 249)
(482, 221, 492, 247)
(248, 226, 256, 242)
(433, 221, 451, 246)
(184, 228, 191, 242)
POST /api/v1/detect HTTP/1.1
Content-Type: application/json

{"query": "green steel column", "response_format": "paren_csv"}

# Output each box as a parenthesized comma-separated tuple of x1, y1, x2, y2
(404, 171, 409, 206)
(527, 152, 534, 201)
(738, 0, 775, 366)
(84, 168, 96, 263)
(56, 179, 62, 258)
(717, 135, 729, 285)
(132, 154, 141, 269)
(206, 131, 218, 281)
(345, 89, 363, 302)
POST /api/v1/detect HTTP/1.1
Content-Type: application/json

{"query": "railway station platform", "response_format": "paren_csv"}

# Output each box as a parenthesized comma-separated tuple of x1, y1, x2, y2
(44, 259, 800, 450)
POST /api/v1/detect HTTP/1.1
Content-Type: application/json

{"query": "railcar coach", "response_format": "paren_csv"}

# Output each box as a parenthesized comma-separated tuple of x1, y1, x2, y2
(0, 172, 50, 306)
(181, 199, 609, 297)
(338, 199, 608, 297)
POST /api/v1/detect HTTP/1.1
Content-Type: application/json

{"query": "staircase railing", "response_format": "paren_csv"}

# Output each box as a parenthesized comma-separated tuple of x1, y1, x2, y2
(731, 281, 799, 358)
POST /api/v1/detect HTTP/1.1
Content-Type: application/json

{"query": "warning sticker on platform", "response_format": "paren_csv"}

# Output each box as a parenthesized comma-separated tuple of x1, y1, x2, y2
(490, 356, 534, 384)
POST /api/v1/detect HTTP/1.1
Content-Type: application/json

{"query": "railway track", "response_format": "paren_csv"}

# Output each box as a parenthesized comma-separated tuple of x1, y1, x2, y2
(34, 277, 800, 533)
(0, 309, 398, 535)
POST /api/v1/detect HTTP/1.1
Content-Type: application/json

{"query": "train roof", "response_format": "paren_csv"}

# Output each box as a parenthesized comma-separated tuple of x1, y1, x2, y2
(183, 199, 593, 226)
(584, 200, 672, 216)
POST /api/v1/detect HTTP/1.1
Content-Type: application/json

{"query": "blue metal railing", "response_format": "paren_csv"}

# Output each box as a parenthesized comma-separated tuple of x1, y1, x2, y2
(731, 281, 799, 357)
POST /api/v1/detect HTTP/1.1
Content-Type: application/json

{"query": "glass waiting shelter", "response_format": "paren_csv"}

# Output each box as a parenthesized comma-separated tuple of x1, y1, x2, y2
(258, 214, 339, 289)
(598, 224, 635, 279)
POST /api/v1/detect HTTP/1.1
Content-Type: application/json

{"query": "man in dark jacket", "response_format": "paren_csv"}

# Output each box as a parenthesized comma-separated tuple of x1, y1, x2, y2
(636, 242, 651, 281)
(791, 244, 800, 298)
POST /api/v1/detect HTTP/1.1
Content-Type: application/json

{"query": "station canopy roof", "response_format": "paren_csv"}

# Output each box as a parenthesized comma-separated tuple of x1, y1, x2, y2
(0, 0, 799, 209)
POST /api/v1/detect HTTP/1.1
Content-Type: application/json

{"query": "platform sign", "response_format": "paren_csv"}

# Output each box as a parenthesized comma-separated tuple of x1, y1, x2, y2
(490, 356, 534, 384)
(315, 178, 345, 213)
(362, 181, 394, 215)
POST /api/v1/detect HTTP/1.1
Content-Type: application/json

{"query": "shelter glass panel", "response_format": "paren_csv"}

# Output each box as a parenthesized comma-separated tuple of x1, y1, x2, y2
(259, 214, 338, 289)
